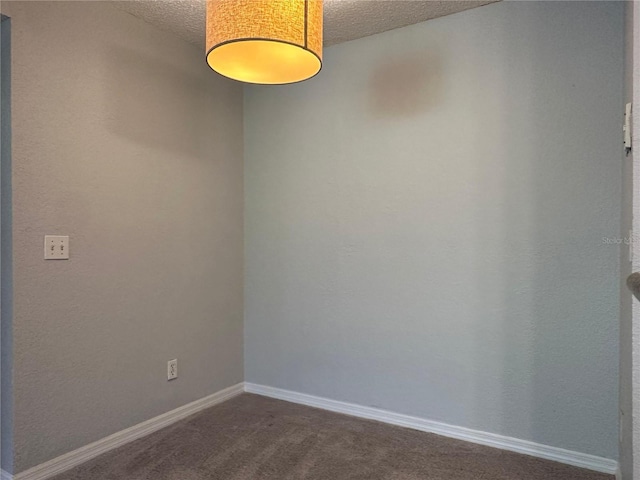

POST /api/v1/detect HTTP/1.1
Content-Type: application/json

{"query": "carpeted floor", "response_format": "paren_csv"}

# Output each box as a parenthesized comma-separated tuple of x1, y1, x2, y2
(52, 394, 612, 480)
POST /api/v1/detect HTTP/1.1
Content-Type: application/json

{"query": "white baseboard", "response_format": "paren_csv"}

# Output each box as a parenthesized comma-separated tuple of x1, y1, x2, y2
(10, 382, 244, 480)
(244, 383, 618, 475)
(5, 381, 618, 479)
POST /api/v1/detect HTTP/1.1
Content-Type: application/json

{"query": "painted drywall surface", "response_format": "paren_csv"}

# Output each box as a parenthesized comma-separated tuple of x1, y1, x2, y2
(245, 1, 623, 459)
(632, 2, 640, 477)
(0, 1, 243, 473)
(0, 15, 12, 474)
(620, 2, 634, 478)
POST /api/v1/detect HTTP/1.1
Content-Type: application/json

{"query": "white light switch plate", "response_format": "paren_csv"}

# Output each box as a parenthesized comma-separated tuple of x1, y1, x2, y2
(44, 235, 69, 260)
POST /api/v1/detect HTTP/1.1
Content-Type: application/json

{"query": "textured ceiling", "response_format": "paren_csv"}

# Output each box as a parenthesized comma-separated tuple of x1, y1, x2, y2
(113, 0, 499, 48)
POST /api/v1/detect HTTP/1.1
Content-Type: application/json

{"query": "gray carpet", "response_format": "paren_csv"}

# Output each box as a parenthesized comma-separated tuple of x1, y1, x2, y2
(52, 394, 612, 480)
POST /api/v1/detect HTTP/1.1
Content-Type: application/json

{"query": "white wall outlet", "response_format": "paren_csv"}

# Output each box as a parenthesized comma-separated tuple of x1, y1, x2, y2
(44, 235, 69, 260)
(167, 359, 178, 380)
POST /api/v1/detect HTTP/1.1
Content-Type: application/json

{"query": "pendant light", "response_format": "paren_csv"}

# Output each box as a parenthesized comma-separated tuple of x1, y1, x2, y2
(206, 0, 323, 85)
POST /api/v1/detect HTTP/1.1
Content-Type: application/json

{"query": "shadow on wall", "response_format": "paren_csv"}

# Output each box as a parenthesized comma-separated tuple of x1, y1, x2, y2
(102, 45, 216, 160)
(367, 54, 443, 118)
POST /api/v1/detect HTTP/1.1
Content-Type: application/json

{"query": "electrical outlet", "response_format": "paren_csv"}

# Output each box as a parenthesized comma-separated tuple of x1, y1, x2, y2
(44, 235, 69, 260)
(167, 359, 178, 380)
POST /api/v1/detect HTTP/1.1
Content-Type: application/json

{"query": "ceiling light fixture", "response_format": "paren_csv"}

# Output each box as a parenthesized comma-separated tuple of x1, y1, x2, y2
(206, 0, 323, 85)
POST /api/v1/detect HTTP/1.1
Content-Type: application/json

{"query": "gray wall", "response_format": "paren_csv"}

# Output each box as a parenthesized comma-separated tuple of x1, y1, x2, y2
(245, 0, 623, 459)
(619, 2, 634, 478)
(0, 2, 244, 474)
(631, 2, 640, 477)
(0, 14, 13, 474)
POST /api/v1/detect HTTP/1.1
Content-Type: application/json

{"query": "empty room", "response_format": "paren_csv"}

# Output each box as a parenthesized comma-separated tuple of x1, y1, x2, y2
(0, 0, 638, 479)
